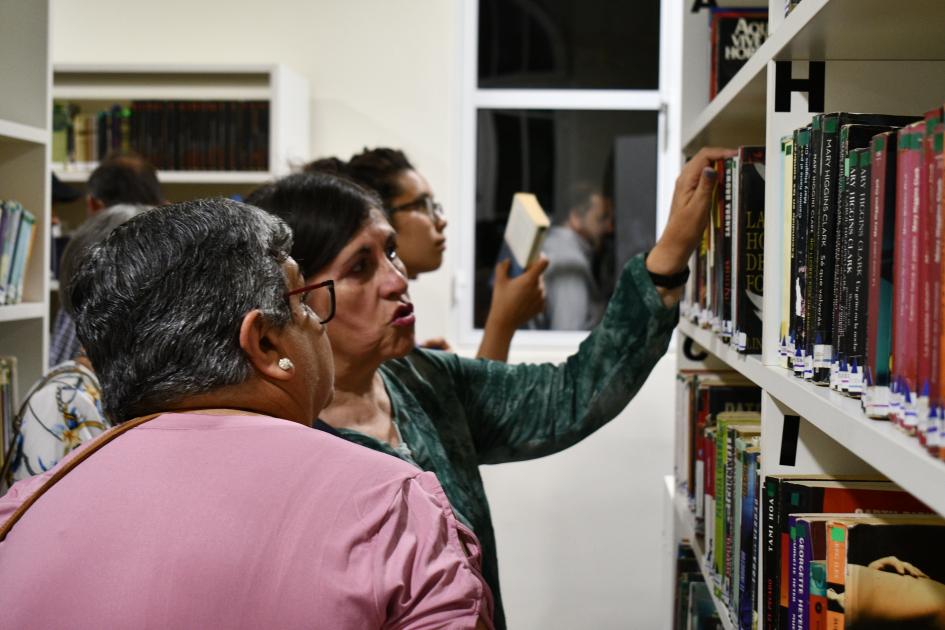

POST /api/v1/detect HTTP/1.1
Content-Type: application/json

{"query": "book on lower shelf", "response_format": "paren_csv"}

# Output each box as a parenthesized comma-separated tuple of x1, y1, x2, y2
(0, 356, 17, 473)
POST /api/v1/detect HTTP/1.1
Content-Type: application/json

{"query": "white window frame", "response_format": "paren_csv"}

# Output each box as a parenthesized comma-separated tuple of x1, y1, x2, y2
(454, 0, 682, 352)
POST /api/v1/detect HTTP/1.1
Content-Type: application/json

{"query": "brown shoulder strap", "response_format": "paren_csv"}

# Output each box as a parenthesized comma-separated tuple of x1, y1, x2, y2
(0, 412, 162, 542)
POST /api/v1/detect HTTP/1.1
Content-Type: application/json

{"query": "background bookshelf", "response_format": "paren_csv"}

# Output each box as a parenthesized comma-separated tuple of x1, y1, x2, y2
(668, 0, 945, 627)
(0, 0, 50, 403)
(49, 63, 309, 235)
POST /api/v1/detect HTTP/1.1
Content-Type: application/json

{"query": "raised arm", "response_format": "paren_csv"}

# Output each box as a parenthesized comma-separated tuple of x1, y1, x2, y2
(455, 148, 736, 461)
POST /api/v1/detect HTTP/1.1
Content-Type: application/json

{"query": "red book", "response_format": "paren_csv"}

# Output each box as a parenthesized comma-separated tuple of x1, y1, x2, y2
(893, 122, 924, 430)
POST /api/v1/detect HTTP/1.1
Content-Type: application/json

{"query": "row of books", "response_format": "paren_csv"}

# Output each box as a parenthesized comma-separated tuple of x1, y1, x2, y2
(52, 100, 270, 172)
(775, 109, 945, 458)
(674, 543, 724, 630)
(677, 371, 762, 630)
(0, 201, 37, 306)
(676, 371, 945, 630)
(682, 146, 766, 354)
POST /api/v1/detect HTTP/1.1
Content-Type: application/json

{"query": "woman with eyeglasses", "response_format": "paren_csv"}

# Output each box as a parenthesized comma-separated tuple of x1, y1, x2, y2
(306, 148, 548, 362)
(253, 147, 733, 629)
(0, 197, 494, 629)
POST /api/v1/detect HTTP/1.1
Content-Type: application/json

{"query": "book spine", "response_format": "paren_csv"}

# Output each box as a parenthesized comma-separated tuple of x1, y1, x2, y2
(738, 450, 759, 630)
(793, 128, 812, 375)
(782, 138, 796, 365)
(866, 132, 898, 416)
(804, 117, 823, 378)
(763, 477, 780, 630)
(834, 126, 854, 388)
(729, 157, 739, 342)
(824, 522, 847, 630)
(813, 115, 841, 382)
(847, 149, 872, 395)
(723, 158, 734, 337)
(904, 124, 924, 431)
(788, 517, 800, 630)
(736, 147, 766, 353)
(715, 419, 727, 575)
(724, 427, 736, 593)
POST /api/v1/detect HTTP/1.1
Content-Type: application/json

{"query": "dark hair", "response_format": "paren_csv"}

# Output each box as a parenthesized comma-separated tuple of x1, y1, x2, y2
(249, 171, 381, 278)
(345, 147, 414, 208)
(303, 156, 348, 177)
(69, 198, 293, 421)
(86, 152, 163, 207)
(559, 182, 601, 224)
(59, 204, 151, 317)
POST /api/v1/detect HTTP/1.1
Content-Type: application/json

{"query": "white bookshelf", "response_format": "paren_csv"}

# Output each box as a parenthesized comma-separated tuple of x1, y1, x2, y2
(0, 0, 50, 404)
(54, 170, 272, 185)
(52, 63, 310, 179)
(670, 0, 945, 626)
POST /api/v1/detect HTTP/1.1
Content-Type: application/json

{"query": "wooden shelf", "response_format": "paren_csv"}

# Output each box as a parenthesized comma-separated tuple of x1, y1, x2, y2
(679, 319, 945, 517)
(0, 118, 47, 145)
(54, 169, 271, 185)
(682, 0, 945, 154)
(667, 476, 737, 630)
(0, 302, 45, 323)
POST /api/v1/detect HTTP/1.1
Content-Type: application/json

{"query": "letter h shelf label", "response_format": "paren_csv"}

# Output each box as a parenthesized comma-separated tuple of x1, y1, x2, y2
(775, 61, 826, 113)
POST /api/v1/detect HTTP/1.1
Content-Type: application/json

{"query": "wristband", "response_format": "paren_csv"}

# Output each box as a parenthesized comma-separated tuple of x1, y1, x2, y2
(644, 251, 690, 289)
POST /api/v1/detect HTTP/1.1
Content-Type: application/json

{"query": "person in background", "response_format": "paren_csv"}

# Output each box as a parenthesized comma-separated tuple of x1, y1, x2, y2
(0, 198, 493, 630)
(4, 204, 150, 484)
(252, 147, 730, 628)
(84, 150, 165, 213)
(49, 152, 165, 366)
(306, 148, 547, 362)
(538, 182, 615, 330)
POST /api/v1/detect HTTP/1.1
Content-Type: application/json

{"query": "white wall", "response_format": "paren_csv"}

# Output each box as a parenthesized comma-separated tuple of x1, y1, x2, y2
(52, 2, 677, 627)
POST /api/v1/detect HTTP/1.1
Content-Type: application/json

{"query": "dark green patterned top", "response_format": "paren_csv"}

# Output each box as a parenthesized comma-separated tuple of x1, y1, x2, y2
(336, 254, 678, 629)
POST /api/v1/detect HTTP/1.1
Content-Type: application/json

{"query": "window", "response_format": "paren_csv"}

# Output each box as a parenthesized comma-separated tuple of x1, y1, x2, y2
(460, 0, 675, 345)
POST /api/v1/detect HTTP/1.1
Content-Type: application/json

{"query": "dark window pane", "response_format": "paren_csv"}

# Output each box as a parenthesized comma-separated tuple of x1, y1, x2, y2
(478, 0, 661, 89)
(474, 109, 658, 329)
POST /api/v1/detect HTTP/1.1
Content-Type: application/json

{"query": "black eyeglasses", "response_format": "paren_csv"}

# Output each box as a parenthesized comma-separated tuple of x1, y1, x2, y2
(285, 279, 335, 324)
(389, 196, 444, 221)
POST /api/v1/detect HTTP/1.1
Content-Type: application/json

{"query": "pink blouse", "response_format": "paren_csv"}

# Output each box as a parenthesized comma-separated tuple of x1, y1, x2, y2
(0, 412, 493, 629)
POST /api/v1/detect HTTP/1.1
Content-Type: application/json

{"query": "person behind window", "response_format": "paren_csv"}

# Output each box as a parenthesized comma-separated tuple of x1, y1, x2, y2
(49, 152, 166, 366)
(538, 182, 615, 330)
(304, 148, 547, 362)
(252, 148, 730, 629)
(0, 198, 493, 629)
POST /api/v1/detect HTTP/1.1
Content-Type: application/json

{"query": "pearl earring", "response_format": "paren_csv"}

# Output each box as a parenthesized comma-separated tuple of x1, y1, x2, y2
(278, 357, 294, 371)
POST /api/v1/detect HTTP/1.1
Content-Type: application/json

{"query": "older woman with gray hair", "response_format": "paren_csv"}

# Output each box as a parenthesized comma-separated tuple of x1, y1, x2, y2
(4, 204, 150, 483)
(0, 198, 494, 629)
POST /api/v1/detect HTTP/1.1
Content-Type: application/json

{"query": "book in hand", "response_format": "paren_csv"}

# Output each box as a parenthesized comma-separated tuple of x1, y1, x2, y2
(497, 192, 550, 277)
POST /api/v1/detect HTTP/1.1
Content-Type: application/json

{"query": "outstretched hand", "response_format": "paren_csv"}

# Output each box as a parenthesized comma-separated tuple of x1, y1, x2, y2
(646, 146, 737, 277)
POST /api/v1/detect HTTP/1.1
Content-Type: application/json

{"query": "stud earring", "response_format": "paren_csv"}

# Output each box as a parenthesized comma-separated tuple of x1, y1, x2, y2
(278, 357, 294, 371)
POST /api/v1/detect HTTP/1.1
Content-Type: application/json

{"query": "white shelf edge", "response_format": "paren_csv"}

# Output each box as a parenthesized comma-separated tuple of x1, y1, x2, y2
(678, 319, 945, 517)
(53, 62, 280, 75)
(54, 169, 272, 185)
(52, 87, 272, 101)
(0, 302, 46, 323)
(668, 477, 738, 630)
(681, 0, 831, 151)
(0, 119, 48, 145)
